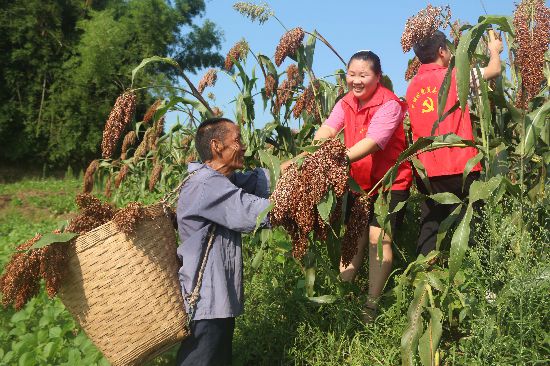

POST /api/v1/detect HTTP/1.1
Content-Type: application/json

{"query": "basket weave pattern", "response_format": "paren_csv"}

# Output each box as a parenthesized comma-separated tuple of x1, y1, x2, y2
(59, 204, 188, 365)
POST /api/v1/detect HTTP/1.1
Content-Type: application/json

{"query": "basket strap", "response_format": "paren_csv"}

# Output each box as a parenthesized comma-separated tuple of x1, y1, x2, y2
(160, 171, 196, 208)
(185, 223, 217, 325)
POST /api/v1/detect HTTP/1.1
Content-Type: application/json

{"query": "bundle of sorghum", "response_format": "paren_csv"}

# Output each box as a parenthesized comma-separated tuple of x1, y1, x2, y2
(405, 57, 422, 81)
(513, 0, 550, 108)
(66, 193, 116, 234)
(225, 40, 249, 71)
(274, 27, 305, 66)
(401, 4, 452, 53)
(340, 195, 372, 267)
(0, 232, 69, 310)
(112, 202, 151, 235)
(101, 91, 137, 159)
(270, 138, 349, 258)
(197, 69, 218, 94)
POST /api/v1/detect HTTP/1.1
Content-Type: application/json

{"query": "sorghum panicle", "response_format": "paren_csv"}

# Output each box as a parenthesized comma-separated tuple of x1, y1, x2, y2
(401, 5, 452, 53)
(274, 27, 305, 66)
(225, 40, 249, 71)
(405, 57, 422, 81)
(233, 2, 274, 24)
(83, 159, 99, 194)
(101, 91, 137, 159)
(513, 0, 550, 108)
(197, 69, 218, 94)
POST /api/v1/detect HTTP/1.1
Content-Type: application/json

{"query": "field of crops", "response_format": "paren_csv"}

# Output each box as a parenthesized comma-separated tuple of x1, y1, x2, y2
(1, 1, 549, 365)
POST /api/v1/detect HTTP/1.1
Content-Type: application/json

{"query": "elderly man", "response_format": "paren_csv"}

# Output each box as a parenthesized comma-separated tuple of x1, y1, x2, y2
(175, 117, 271, 366)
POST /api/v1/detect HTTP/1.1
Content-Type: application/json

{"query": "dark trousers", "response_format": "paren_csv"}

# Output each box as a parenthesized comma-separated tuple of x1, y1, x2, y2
(176, 317, 235, 366)
(416, 172, 479, 256)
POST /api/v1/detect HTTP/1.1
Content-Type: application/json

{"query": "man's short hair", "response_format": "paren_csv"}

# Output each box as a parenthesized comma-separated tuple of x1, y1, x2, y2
(195, 117, 234, 161)
(413, 30, 448, 64)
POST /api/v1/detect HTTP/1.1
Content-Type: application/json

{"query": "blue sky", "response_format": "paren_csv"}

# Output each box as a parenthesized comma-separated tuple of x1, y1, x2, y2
(167, 0, 517, 128)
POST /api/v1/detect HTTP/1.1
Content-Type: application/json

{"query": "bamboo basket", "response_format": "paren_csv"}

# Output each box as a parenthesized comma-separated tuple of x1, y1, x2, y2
(59, 203, 188, 366)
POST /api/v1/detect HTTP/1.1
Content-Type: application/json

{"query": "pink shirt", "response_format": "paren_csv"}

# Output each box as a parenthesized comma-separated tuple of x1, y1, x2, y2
(324, 99, 405, 150)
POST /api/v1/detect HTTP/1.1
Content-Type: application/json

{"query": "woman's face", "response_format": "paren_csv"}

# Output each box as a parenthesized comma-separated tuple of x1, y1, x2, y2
(346, 59, 380, 105)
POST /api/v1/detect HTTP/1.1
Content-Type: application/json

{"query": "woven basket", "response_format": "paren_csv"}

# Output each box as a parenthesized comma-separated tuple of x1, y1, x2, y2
(59, 204, 188, 366)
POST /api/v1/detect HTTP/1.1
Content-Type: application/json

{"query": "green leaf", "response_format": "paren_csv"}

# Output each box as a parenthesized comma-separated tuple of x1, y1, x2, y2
(449, 205, 474, 281)
(253, 203, 273, 235)
(258, 150, 281, 191)
(401, 281, 428, 366)
(428, 192, 462, 205)
(28, 232, 77, 251)
(455, 26, 474, 113)
(468, 176, 502, 204)
(251, 248, 264, 270)
(18, 352, 34, 366)
(462, 152, 484, 189)
(418, 308, 443, 366)
(305, 267, 315, 298)
(524, 100, 550, 155)
(304, 31, 317, 70)
(435, 205, 462, 251)
(347, 177, 365, 195)
(307, 295, 336, 304)
(411, 157, 432, 194)
(317, 189, 335, 223)
(131, 56, 180, 87)
(436, 57, 455, 120)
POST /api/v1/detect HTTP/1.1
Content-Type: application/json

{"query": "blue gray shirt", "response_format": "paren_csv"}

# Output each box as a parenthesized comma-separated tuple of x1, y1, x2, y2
(176, 162, 271, 320)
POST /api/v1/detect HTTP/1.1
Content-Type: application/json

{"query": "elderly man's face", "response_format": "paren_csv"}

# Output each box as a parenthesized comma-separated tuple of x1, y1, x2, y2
(216, 122, 246, 171)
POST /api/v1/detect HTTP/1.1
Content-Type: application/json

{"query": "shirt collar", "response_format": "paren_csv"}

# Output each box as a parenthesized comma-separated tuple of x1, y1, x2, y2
(342, 83, 384, 111)
(417, 63, 447, 74)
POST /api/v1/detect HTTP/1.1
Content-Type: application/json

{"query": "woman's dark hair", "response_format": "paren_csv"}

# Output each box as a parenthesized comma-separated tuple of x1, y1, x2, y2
(413, 30, 448, 64)
(347, 50, 382, 75)
(195, 117, 234, 161)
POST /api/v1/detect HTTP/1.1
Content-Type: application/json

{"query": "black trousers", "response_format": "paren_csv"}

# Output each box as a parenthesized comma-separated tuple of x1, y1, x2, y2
(416, 172, 479, 256)
(176, 317, 235, 366)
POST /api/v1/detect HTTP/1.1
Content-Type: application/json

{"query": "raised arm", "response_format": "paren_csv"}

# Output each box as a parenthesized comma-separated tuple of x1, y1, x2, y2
(482, 31, 504, 80)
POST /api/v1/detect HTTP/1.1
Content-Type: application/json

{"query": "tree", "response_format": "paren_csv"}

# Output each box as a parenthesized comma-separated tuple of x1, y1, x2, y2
(0, 0, 223, 167)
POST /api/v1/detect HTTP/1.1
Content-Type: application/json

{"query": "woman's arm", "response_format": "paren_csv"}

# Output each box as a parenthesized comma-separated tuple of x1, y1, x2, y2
(346, 99, 405, 162)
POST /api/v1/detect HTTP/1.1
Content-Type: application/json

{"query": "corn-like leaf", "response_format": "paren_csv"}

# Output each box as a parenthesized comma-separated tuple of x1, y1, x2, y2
(401, 281, 428, 366)
(131, 56, 180, 87)
(317, 189, 334, 223)
(449, 205, 474, 281)
(29, 232, 78, 250)
(468, 176, 503, 204)
(253, 203, 273, 235)
(307, 295, 336, 304)
(304, 31, 317, 70)
(462, 152, 484, 189)
(435, 205, 462, 251)
(258, 150, 281, 191)
(418, 307, 443, 366)
(436, 57, 455, 122)
(429, 192, 462, 205)
(411, 157, 432, 194)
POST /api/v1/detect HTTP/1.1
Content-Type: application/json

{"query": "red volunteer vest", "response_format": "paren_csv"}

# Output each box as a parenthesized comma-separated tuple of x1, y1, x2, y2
(406, 63, 481, 177)
(342, 85, 412, 193)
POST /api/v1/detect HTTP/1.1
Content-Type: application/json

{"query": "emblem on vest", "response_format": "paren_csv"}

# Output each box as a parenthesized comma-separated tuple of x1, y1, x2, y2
(410, 86, 437, 111)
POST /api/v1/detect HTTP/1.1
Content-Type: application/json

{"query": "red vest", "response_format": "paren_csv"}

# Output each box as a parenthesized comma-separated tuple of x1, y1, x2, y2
(406, 63, 481, 177)
(342, 85, 412, 193)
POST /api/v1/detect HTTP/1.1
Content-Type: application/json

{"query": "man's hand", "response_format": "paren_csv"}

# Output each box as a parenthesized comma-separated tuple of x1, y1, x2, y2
(280, 159, 294, 172)
(487, 30, 503, 55)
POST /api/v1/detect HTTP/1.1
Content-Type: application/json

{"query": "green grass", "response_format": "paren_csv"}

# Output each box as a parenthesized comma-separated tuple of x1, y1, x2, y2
(1, 177, 548, 365)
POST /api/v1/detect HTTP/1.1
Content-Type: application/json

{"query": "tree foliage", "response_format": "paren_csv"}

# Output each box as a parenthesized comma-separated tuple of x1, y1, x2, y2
(0, 0, 223, 167)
